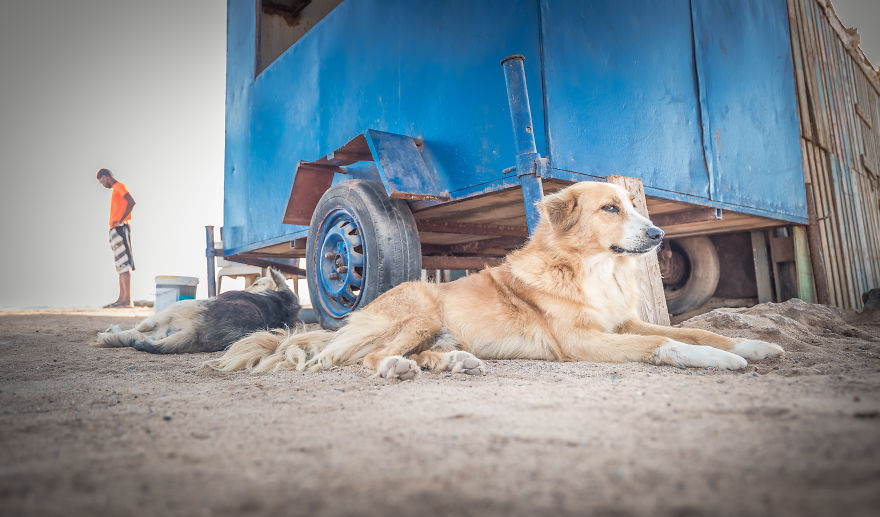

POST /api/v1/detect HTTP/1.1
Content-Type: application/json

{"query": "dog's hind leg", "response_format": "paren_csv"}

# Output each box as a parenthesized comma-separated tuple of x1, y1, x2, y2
(95, 312, 165, 348)
(135, 318, 158, 333)
(94, 328, 148, 348)
(132, 328, 199, 354)
(303, 282, 445, 376)
(617, 320, 784, 361)
(410, 350, 487, 376)
(409, 332, 487, 376)
(362, 313, 444, 380)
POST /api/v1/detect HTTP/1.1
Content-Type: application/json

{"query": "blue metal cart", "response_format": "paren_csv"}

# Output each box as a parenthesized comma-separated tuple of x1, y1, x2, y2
(221, 0, 806, 327)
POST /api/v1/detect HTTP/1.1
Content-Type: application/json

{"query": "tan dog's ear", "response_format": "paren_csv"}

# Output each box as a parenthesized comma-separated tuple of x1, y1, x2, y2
(538, 190, 579, 232)
(267, 267, 289, 292)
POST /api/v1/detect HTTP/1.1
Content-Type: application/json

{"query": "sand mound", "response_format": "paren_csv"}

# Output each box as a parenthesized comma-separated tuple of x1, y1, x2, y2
(681, 299, 877, 351)
(679, 299, 880, 377)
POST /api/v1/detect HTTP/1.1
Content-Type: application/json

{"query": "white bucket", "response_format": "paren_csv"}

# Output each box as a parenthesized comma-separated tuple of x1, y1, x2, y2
(154, 275, 199, 313)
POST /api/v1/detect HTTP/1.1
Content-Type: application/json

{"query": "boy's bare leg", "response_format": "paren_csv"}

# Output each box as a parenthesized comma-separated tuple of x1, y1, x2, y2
(119, 271, 131, 306)
(105, 271, 132, 308)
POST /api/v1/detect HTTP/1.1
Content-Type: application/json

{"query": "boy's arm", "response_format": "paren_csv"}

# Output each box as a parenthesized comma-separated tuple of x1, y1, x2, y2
(113, 193, 136, 226)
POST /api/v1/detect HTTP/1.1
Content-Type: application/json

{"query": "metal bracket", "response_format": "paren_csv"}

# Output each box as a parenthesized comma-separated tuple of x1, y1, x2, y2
(282, 130, 450, 226)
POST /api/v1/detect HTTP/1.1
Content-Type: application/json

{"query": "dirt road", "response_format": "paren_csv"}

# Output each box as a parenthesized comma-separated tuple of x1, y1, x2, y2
(1, 300, 878, 516)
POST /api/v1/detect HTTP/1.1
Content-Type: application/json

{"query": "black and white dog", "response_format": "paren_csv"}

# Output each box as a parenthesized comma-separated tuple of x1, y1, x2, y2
(95, 268, 301, 354)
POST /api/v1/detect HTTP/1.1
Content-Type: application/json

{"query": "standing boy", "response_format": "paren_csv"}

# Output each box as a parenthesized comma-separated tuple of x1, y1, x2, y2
(97, 168, 136, 308)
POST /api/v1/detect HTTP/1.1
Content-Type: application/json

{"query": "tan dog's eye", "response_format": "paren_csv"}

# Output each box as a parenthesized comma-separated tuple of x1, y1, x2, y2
(601, 204, 620, 214)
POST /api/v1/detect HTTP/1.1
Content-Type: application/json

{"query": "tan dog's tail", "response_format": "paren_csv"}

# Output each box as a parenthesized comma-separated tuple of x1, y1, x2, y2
(203, 308, 405, 373)
(202, 327, 335, 372)
(304, 310, 403, 371)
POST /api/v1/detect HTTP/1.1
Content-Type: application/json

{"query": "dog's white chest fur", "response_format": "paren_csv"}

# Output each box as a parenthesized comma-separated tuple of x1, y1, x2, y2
(578, 255, 635, 331)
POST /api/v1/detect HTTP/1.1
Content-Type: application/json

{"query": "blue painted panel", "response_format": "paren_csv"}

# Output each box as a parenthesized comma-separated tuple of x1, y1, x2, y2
(224, 0, 810, 256)
(223, 0, 544, 254)
(222, 0, 257, 253)
(691, 0, 806, 219)
(540, 0, 710, 198)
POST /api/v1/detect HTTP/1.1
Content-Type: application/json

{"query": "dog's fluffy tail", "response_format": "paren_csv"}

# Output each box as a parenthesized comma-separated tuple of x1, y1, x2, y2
(305, 311, 401, 370)
(202, 327, 335, 372)
(203, 310, 400, 373)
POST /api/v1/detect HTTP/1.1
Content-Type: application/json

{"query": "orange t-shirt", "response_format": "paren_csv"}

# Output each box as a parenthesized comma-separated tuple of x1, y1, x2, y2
(109, 182, 133, 228)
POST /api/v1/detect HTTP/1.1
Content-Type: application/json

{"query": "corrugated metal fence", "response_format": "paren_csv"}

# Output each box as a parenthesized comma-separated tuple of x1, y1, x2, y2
(787, 0, 880, 311)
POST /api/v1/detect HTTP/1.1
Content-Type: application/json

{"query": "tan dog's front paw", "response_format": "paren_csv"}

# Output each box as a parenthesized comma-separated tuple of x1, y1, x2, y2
(652, 340, 748, 370)
(732, 339, 785, 360)
(441, 351, 487, 375)
(375, 355, 420, 381)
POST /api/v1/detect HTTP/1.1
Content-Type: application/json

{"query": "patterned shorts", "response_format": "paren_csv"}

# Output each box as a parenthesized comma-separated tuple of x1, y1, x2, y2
(109, 225, 135, 273)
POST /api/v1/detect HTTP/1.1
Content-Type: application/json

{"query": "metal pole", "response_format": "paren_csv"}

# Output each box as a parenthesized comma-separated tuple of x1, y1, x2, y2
(205, 225, 217, 298)
(501, 54, 544, 235)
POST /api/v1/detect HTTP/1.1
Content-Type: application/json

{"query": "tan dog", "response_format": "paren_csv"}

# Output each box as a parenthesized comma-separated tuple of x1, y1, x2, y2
(205, 181, 783, 378)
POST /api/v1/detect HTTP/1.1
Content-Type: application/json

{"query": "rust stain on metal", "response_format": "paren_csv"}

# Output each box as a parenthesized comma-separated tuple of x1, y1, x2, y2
(390, 191, 449, 201)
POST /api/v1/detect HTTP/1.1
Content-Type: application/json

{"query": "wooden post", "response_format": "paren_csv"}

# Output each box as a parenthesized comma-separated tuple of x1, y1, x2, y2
(792, 225, 816, 303)
(804, 188, 831, 305)
(606, 175, 670, 326)
(750, 230, 773, 304)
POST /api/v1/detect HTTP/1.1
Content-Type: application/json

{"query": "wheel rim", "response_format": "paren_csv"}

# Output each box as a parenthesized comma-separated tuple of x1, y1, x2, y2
(314, 209, 366, 319)
(659, 241, 691, 293)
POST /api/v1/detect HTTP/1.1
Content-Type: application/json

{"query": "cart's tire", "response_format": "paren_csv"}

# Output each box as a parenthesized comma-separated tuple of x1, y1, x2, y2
(661, 237, 720, 316)
(306, 180, 422, 330)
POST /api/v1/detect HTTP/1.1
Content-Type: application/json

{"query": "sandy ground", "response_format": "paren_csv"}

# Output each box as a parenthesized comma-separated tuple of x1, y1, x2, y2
(1, 300, 879, 517)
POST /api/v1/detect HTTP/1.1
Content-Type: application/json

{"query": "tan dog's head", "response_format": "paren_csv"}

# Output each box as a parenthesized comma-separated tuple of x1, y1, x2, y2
(537, 182, 664, 255)
(244, 276, 275, 292)
(244, 267, 291, 293)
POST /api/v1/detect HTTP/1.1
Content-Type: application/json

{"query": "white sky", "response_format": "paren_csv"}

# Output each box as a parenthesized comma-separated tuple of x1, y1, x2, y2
(0, 0, 877, 309)
(833, 0, 880, 64)
(0, 0, 227, 308)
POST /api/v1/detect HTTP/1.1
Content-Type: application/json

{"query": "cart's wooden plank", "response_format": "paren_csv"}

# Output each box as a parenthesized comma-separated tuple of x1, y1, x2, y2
(644, 198, 696, 215)
(651, 208, 721, 228)
(787, 0, 814, 143)
(792, 225, 816, 303)
(421, 256, 502, 270)
(807, 141, 841, 305)
(797, 0, 830, 149)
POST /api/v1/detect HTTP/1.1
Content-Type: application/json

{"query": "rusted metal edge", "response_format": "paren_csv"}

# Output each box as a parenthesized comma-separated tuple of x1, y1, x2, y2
(390, 192, 448, 201)
(282, 166, 334, 226)
(225, 254, 307, 277)
(297, 162, 349, 174)
(314, 133, 372, 166)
